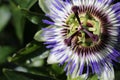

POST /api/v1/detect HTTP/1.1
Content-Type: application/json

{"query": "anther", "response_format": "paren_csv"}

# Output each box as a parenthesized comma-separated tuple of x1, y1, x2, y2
(72, 6, 79, 14)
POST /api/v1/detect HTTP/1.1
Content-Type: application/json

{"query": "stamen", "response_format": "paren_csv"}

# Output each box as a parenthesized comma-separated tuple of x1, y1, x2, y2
(72, 6, 83, 30)
(64, 31, 78, 46)
(83, 29, 99, 42)
(72, 6, 99, 42)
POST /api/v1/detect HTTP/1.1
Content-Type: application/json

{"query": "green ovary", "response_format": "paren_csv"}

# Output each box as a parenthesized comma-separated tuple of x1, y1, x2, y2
(66, 13, 101, 47)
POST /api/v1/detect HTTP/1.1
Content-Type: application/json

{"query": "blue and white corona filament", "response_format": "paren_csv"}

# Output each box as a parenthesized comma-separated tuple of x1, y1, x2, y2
(42, 0, 120, 79)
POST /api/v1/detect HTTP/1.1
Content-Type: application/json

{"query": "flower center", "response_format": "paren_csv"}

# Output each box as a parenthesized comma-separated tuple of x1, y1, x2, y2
(64, 9, 101, 47)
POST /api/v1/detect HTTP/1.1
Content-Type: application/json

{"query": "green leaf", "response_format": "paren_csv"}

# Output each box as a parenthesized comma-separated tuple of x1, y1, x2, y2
(10, 0, 37, 9)
(67, 75, 84, 80)
(0, 46, 14, 64)
(9, 0, 38, 43)
(34, 26, 55, 42)
(10, 41, 46, 63)
(27, 51, 49, 67)
(25, 66, 51, 78)
(10, 1, 26, 43)
(38, 0, 50, 13)
(115, 71, 120, 80)
(0, 5, 11, 32)
(3, 69, 55, 80)
(67, 74, 97, 80)
(25, 64, 65, 80)
(3, 69, 30, 80)
(0, 76, 7, 80)
(51, 64, 64, 75)
(34, 30, 45, 42)
(21, 9, 47, 25)
(89, 75, 98, 80)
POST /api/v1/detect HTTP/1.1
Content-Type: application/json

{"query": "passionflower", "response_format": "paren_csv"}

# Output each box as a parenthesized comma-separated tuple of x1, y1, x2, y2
(41, 0, 120, 79)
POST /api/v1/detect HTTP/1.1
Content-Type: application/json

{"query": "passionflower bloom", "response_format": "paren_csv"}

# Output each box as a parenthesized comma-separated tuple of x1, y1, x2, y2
(42, 0, 120, 79)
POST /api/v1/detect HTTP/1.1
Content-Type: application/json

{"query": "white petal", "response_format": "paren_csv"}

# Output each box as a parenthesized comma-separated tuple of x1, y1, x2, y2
(47, 54, 60, 64)
(80, 73, 88, 80)
(38, 0, 50, 13)
(99, 63, 114, 80)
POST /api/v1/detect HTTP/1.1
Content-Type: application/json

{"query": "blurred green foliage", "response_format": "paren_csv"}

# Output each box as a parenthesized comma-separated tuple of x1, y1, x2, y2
(0, 0, 66, 80)
(0, 0, 120, 80)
